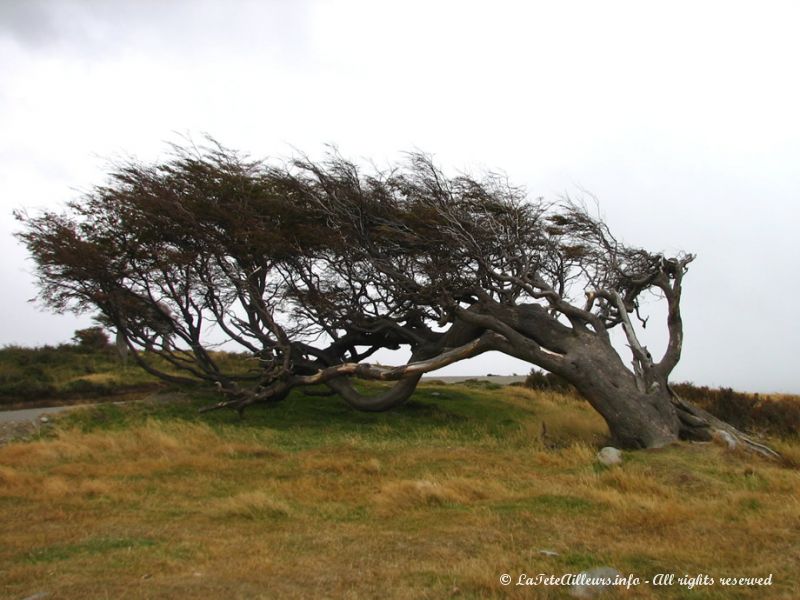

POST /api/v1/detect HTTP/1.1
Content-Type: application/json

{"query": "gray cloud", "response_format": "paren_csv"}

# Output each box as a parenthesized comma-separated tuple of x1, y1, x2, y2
(0, 0, 313, 63)
(0, 1, 57, 46)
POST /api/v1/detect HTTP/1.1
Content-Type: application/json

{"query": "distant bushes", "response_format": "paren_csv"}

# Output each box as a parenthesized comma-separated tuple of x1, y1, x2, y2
(0, 341, 153, 406)
(0, 339, 255, 408)
(459, 379, 503, 391)
(71, 327, 111, 351)
(522, 369, 576, 394)
(672, 382, 800, 438)
(0, 345, 69, 401)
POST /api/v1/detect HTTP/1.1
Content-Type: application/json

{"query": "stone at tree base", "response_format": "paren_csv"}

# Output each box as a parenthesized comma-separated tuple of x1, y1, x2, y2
(570, 567, 622, 598)
(714, 430, 737, 450)
(596, 446, 622, 466)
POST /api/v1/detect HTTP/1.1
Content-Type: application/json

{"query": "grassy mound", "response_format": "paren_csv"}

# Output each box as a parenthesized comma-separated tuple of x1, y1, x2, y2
(0, 345, 252, 408)
(0, 344, 163, 407)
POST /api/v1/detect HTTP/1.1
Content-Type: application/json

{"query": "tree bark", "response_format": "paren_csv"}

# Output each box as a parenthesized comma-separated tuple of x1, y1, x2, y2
(550, 335, 777, 457)
(326, 374, 422, 412)
(562, 336, 683, 448)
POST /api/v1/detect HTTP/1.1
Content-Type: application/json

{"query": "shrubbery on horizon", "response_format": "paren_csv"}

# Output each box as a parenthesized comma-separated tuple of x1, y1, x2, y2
(1, 338, 798, 439)
(0, 330, 150, 404)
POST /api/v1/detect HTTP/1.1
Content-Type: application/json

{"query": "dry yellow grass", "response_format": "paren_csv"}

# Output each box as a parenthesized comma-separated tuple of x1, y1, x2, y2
(66, 373, 119, 385)
(209, 490, 291, 519)
(0, 385, 798, 599)
(374, 477, 509, 516)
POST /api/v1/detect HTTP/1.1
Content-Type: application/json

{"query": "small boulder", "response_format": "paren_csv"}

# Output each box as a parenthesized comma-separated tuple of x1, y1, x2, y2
(714, 430, 737, 450)
(538, 549, 559, 557)
(597, 446, 622, 467)
(570, 567, 621, 598)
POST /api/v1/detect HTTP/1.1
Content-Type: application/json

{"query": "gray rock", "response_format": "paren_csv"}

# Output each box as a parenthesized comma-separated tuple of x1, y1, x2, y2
(597, 446, 622, 466)
(538, 549, 559, 557)
(570, 567, 621, 598)
(716, 430, 737, 450)
(39, 416, 49, 423)
(22, 593, 50, 600)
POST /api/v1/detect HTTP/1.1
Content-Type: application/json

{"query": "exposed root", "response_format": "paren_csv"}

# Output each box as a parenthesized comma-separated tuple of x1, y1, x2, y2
(199, 386, 290, 415)
(325, 375, 421, 412)
(669, 387, 780, 460)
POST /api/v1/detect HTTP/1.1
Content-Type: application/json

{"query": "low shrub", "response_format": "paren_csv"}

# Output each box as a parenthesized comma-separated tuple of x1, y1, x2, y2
(71, 327, 111, 351)
(524, 368, 575, 394)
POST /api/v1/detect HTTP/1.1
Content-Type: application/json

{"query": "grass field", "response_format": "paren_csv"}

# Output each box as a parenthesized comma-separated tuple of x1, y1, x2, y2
(1, 379, 799, 599)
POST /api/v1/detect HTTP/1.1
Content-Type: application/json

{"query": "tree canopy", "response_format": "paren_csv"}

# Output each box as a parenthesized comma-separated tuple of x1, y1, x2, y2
(15, 140, 775, 454)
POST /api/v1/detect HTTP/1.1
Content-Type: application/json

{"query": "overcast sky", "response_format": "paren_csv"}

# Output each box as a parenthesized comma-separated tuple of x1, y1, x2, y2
(1, 1, 798, 393)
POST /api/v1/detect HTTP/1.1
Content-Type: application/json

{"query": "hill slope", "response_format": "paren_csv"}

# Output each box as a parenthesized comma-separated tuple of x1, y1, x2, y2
(1, 382, 799, 599)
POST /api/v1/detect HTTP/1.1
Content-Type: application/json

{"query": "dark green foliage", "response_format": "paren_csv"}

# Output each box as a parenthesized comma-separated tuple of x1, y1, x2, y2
(71, 326, 111, 350)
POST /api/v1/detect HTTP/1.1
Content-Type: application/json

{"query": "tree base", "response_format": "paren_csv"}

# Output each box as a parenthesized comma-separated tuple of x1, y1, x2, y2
(670, 390, 780, 459)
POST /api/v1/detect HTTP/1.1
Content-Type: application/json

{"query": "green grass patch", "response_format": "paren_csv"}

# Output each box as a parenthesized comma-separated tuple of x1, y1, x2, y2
(57, 382, 539, 454)
(23, 536, 158, 564)
(561, 550, 609, 570)
(492, 494, 599, 515)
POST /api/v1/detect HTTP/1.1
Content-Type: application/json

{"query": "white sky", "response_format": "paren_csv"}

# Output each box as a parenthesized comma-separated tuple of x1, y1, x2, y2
(1, 0, 798, 393)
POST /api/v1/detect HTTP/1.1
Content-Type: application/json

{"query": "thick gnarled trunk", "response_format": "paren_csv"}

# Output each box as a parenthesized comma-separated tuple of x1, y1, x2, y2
(571, 370, 680, 449)
(553, 333, 677, 448)
(557, 336, 778, 456)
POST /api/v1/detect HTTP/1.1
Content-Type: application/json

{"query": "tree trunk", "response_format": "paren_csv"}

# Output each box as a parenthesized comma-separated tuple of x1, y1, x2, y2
(557, 336, 779, 458)
(554, 332, 712, 449)
(567, 348, 683, 449)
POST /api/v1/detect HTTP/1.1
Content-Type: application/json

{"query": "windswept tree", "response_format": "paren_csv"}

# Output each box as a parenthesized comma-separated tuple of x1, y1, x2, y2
(15, 140, 776, 454)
